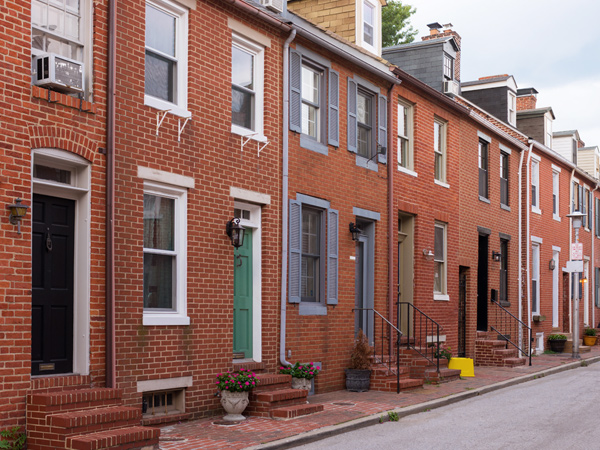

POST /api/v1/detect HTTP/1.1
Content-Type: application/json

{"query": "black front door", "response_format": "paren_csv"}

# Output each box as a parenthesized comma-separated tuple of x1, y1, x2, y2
(477, 234, 489, 331)
(32, 194, 75, 375)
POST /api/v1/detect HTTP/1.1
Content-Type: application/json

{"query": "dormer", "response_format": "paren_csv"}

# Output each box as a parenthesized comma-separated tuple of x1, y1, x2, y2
(553, 130, 582, 166)
(287, 0, 385, 57)
(461, 75, 519, 126)
(383, 22, 461, 95)
(516, 106, 555, 148)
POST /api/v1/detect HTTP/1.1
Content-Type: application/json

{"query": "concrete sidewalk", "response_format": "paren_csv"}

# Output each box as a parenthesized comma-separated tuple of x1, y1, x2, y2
(158, 348, 600, 450)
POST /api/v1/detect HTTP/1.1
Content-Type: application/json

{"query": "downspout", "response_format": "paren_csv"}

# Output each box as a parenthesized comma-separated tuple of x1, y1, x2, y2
(280, 29, 297, 368)
(525, 143, 533, 333)
(518, 144, 527, 348)
(106, 0, 117, 388)
(592, 183, 598, 329)
(569, 168, 575, 333)
(387, 82, 395, 354)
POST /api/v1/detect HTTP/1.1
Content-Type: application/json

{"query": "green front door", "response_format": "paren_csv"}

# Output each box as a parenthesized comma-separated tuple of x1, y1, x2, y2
(233, 231, 252, 358)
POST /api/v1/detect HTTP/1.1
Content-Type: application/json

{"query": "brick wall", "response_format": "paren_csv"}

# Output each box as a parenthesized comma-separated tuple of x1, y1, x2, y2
(288, 0, 357, 44)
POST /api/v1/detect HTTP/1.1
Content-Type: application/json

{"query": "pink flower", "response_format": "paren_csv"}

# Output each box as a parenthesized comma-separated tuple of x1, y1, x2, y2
(309, 372, 313, 375)
(252, 372, 256, 376)
(245, 382, 249, 386)
(225, 380, 228, 384)
(252, 381, 255, 385)
(316, 367, 321, 370)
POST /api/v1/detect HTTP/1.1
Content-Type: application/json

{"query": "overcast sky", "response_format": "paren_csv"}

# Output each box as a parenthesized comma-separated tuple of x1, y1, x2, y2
(403, 0, 600, 148)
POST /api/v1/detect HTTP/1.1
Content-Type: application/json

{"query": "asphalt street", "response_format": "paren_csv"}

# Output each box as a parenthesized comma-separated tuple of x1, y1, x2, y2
(295, 362, 600, 450)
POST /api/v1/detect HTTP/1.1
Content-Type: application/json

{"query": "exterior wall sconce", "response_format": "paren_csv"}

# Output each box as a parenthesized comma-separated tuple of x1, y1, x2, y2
(349, 222, 362, 241)
(7, 198, 29, 235)
(549, 259, 556, 271)
(492, 251, 501, 262)
(226, 217, 245, 248)
(422, 249, 434, 261)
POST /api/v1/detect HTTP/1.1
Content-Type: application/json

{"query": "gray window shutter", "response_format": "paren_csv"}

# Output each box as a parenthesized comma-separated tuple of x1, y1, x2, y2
(328, 69, 339, 147)
(378, 94, 387, 164)
(289, 50, 302, 133)
(327, 208, 338, 305)
(347, 78, 357, 153)
(289, 200, 302, 303)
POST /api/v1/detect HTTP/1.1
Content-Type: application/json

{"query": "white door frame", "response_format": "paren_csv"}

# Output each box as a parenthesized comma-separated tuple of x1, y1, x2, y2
(552, 248, 560, 328)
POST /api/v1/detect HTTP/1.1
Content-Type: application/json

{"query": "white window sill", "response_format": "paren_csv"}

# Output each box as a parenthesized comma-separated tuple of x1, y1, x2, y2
(231, 125, 267, 143)
(434, 293, 450, 301)
(501, 203, 511, 212)
(434, 179, 450, 189)
(145, 95, 191, 119)
(143, 313, 190, 326)
(531, 206, 542, 215)
(299, 303, 328, 316)
(479, 196, 490, 204)
(397, 166, 418, 178)
(553, 215, 561, 222)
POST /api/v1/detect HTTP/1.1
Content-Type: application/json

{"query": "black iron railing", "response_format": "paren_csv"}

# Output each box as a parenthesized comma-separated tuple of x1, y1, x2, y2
(353, 308, 403, 393)
(490, 299, 532, 366)
(397, 302, 441, 373)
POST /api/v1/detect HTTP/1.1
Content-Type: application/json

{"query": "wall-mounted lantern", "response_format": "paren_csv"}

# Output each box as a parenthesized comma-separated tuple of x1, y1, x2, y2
(226, 217, 245, 248)
(7, 198, 29, 235)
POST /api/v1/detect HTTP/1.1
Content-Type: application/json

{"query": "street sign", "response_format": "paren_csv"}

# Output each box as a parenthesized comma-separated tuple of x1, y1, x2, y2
(571, 243, 583, 260)
(566, 260, 583, 273)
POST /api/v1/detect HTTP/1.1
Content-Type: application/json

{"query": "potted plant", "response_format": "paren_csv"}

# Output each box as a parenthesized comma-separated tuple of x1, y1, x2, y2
(345, 329, 372, 392)
(279, 362, 321, 391)
(215, 368, 259, 421)
(547, 334, 567, 353)
(583, 327, 597, 346)
(434, 344, 452, 364)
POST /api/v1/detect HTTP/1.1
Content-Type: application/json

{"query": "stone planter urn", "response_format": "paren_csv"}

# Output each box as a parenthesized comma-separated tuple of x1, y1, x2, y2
(220, 390, 249, 421)
(291, 377, 311, 391)
(548, 339, 566, 353)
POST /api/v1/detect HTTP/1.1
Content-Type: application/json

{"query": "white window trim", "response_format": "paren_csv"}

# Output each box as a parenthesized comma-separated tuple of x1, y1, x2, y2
(231, 33, 266, 141)
(507, 91, 516, 126)
(397, 99, 414, 171)
(531, 159, 541, 214)
(356, 0, 381, 55)
(532, 243, 540, 316)
(142, 180, 189, 326)
(433, 222, 447, 296)
(434, 117, 447, 183)
(553, 170, 560, 221)
(144, 0, 190, 118)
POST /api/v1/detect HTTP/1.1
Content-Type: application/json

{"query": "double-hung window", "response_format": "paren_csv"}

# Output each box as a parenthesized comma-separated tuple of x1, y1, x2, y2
(596, 198, 600, 237)
(434, 222, 447, 299)
(289, 47, 339, 153)
(145, 0, 189, 117)
(143, 181, 188, 325)
(588, 189, 593, 230)
(478, 138, 489, 199)
(397, 100, 414, 172)
(359, 0, 379, 54)
(583, 187, 588, 228)
(552, 170, 560, 220)
(289, 196, 339, 315)
(531, 158, 540, 212)
(443, 53, 453, 80)
(232, 34, 264, 138)
(532, 243, 540, 315)
(508, 91, 517, 126)
(434, 118, 447, 183)
(500, 239, 509, 305)
(347, 76, 387, 169)
(544, 115, 553, 148)
(500, 151, 509, 207)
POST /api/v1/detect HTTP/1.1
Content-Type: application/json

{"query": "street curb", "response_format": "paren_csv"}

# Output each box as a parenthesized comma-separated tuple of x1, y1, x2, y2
(249, 355, 600, 449)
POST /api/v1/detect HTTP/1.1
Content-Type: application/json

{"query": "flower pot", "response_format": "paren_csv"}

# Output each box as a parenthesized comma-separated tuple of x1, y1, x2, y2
(291, 377, 312, 391)
(548, 339, 567, 353)
(345, 369, 371, 392)
(220, 390, 249, 421)
(583, 335, 597, 346)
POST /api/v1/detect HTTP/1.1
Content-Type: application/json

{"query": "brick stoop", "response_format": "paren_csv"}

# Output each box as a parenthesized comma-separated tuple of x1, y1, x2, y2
(475, 333, 527, 367)
(370, 363, 424, 392)
(26, 388, 159, 450)
(245, 373, 324, 419)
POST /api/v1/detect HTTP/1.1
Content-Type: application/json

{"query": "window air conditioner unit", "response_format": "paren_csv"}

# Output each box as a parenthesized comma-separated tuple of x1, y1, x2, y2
(261, 0, 284, 13)
(443, 80, 460, 97)
(32, 53, 84, 94)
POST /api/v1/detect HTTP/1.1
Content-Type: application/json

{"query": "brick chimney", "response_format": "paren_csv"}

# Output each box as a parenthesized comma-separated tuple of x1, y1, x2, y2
(421, 22, 462, 82)
(516, 87, 538, 111)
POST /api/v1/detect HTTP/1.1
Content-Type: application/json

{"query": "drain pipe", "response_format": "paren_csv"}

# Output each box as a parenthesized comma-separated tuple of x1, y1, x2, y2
(105, 0, 117, 388)
(569, 168, 576, 334)
(518, 144, 527, 351)
(387, 82, 395, 355)
(280, 29, 297, 368)
(592, 183, 598, 329)
(525, 143, 533, 334)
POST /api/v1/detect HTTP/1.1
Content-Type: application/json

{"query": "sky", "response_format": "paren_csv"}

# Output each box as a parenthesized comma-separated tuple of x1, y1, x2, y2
(403, 0, 600, 148)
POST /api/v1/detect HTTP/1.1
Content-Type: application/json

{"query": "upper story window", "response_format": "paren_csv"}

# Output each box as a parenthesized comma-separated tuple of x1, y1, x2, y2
(145, 0, 189, 117)
(552, 170, 560, 220)
(508, 91, 516, 126)
(397, 100, 414, 172)
(363, 1, 375, 46)
(500, 151, 509, 207)
(478, 139, 489, 199)
(572, 181, 582, 213)
(544, 114, 553, 148)
(231, 34, 264, 137)
(32, 0, 91, 97)
(434, 222, 447, 298)
(443, 53, 453, 80)
(531, 243, 540, 315)
(572, 139, 578, 165)
(348, 76, 387, 169)
(585, 188, 591, 229)
(357, 0, 380, 55)
(289, 47, 339, 153)
(531, 158, 540, 212)
(595, 197, 600, 238)
(434, 118, 447, 183)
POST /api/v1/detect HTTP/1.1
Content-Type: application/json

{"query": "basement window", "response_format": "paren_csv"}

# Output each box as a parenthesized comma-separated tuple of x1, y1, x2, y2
(142, 389, 184, 418)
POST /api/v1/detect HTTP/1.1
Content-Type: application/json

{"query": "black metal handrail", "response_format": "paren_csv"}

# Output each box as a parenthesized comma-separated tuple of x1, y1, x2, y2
(353, 308, 403, 393)
(397, 302, 441, 373)
(490, 299, 532, 366)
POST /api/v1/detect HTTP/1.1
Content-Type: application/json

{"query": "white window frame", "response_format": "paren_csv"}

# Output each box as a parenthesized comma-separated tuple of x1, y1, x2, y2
(532, 243, 540, 315)
(500, 151, 509, 207)
(142, 180, 189, 326)
(356, 0, 380, 55)
(231, 33, 265, 141)
(397, 99, 415, 174)
(507, 91, 516, 126)
(552, 169, 560, 221)
(443, 53, 453, 80)
(531, 156, 541, 214)
(434, 117, 447, 184)
(434, 222, 448, 300)
(301, 63, 323, 141)
(144, 0, 189, 118)
(544, 114, 553, 148)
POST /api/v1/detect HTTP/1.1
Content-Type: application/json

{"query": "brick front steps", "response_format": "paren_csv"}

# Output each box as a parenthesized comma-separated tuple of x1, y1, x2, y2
(475, 331, 527, 367)
(26, 387, 159, 450)
(245, 373, 324, 419)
